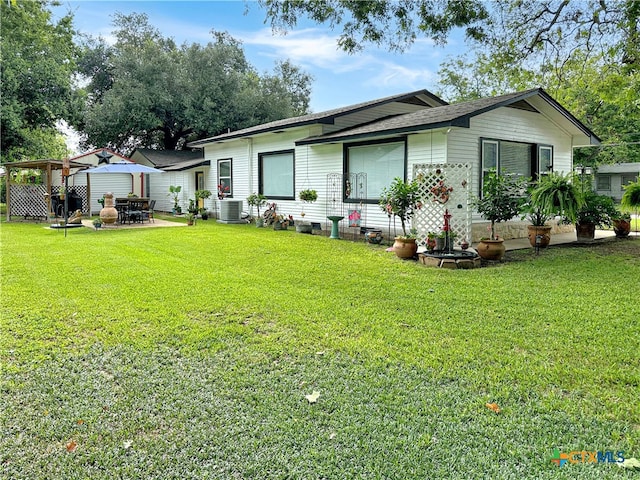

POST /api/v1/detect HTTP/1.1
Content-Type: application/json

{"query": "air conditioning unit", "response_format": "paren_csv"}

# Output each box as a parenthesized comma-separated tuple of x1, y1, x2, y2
(219, 200, 242, 222)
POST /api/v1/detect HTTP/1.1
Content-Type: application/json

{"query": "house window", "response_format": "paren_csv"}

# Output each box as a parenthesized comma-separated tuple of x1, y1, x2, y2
(480, 138, 551, 194)
(621, 174, 637, 190)
(259, 150, 294, 199)
(538, 145, 553, 175)
(596, 175, 611, 191)
(218, 159, 232, 197)
(345, 139, 406, 202)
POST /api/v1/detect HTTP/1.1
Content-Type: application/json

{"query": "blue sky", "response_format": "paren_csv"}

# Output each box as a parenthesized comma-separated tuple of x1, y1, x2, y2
(52, 0, 468, 113)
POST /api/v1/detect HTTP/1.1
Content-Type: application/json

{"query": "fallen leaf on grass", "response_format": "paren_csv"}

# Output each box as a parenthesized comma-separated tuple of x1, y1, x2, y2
(485, 402, 501, 414)
(123, 440, 133, 450)
(304, 391, 320, 404)
(66, 440, 78, 453)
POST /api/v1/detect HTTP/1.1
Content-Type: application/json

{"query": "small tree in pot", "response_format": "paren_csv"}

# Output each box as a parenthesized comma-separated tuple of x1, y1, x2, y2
(472, 170, 527, 260)
(379, 177, 423, 258)
(247, 193, 267, 227)
(574, 190, 617, 242)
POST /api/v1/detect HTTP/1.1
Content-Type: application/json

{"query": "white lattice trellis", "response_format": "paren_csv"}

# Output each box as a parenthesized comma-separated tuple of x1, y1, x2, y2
(412, 163, 472, 245)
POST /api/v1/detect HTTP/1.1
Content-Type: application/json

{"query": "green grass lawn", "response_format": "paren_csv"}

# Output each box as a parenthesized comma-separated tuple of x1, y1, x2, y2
(1, 217, 639, 479)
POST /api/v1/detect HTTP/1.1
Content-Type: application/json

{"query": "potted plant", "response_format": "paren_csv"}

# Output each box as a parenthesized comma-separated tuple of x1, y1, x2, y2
(297, 189, 317, 233)
(472, 170, 527, 260)
(247, 193, 268, 227)
(521, 200, 553, 248)
(198, 208, 209, 220)
(379, 177, 423, 258)
(168, 185, 182, 215)
(195, 189, 212, 217)
(575, 191, 617, 242)
(621, 180, 640, 233)
(530, 172, 582, 225)
(612, 211, 631, 238)
(186, 212, 196, 226)
(92, 217, 102, 230)
(273, 214, 290, 230)
(218, 183, 230, 199)
(299, 189, 318, 203)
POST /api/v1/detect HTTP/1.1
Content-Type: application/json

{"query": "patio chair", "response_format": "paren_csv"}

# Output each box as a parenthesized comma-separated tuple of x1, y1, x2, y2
(128, 201, 144, 223)
(115, 202, 128, 224)
(142, 199, 156, 223)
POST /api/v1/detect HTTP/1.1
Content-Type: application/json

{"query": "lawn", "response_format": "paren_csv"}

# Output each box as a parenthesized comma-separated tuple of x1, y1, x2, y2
(1, 217, 639, 479)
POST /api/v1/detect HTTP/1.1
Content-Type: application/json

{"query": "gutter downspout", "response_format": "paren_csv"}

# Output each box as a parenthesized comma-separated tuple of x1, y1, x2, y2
(247, 138, 254, 193)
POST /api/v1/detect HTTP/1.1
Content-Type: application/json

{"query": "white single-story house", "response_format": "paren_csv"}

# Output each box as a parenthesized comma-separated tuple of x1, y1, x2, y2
(594, 162, 640, 202)
(130, 148, 208, 213)
(186, 88, 599, 241)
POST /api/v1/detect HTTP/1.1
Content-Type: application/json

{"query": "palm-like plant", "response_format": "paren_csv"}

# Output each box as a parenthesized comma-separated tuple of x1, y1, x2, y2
(530, 172, 583, 224)
(621, 180, 640, 212)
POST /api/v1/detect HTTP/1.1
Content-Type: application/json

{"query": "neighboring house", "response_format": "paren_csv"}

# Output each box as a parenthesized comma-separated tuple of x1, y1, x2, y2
(186, 88, 599, 240)
(594, 163, 640, 202)
(130, 148, 208, 213)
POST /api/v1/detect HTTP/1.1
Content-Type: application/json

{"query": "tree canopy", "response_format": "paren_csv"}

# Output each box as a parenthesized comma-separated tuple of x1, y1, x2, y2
(260, 0, 638, 165)
(0, 0, 80, 161)
(77, 13, 313, 152)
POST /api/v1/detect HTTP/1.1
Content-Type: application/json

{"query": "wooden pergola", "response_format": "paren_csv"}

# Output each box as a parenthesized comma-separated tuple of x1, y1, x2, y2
(2, 159, 90, 221)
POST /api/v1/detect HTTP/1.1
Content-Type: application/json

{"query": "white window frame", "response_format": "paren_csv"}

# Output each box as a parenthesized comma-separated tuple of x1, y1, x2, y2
(217, 159, 233, 198)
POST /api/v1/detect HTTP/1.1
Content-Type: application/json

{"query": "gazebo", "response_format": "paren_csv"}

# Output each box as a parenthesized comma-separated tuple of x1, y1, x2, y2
(2, 159, 90, 221)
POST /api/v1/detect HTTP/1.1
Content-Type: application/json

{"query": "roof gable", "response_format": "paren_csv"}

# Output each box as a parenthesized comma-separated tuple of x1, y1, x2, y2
(187, 89, 447, 147)
(296, 88, 600, 147)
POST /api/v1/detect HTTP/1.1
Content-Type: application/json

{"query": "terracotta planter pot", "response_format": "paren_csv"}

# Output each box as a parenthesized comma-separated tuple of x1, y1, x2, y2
(476, 238, 506, 260)
(613, 219, 631, 238)
(575, 222, 596, 242)
(527, 225, 552, 248)
(393, 237, 418, 259)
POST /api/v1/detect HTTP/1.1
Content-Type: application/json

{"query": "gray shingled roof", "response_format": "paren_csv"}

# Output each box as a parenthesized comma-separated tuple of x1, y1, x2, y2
(134, 148, 203, 168)
(187, 89, 447, 146)
(297, 88, 598, 145)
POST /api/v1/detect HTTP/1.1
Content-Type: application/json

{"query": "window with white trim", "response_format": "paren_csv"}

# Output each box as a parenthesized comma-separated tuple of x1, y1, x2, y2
(538, 145, 553, 175)
(217, 159, 232, 197)
(480, 138, 553, 194)
(259, 150, 294, 199)
(345, 140, 406, 202)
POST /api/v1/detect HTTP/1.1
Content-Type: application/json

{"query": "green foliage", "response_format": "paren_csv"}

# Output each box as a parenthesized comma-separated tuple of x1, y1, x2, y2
(1, 221, 639, 478)
(77, 15, 312, 151)
(530, 173, 583, 224)
(260, 0, 489, 53)
(621, 181, 640, 212)
(168, 185, 182, 209)
(298, 189, 318, 202)
(473, 170, 527, 240)
(576, 191, 618, 228)
(379, 177, 422, 237)
(0, 0, 80, 161)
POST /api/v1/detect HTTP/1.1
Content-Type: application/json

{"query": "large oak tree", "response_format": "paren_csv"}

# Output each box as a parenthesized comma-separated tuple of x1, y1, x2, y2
(77, 13, 312, 153)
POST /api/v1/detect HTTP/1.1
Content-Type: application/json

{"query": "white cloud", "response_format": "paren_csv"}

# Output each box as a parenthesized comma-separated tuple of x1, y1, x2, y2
(242, 27, 347, 68)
